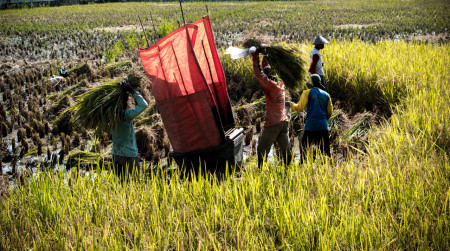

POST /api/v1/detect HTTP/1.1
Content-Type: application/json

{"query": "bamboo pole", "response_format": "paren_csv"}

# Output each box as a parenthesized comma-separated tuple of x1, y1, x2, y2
(156, 45, 171, 98)
(149, 11, 158, 41)
(201, 40, 222, 116)
(178, 0, 186, 25)
(138, 15, 150, 48)
(178, 0, 226, 142)
(171, 45, 212, 146)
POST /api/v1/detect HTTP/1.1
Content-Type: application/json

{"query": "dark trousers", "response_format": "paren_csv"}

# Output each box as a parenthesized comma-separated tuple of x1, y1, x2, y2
(112, 155, 140, 179)
(319, 74, 328, 92)
(257, 121, 292, 168)
(300, 130, 330, 163)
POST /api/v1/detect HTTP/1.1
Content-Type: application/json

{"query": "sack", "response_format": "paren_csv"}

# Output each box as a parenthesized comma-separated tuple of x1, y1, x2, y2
(224, 46, 250, 60)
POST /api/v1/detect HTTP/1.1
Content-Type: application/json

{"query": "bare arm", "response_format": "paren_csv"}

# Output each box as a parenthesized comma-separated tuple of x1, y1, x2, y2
(309, 54, 320, 74)
(252, 53, 278, 90)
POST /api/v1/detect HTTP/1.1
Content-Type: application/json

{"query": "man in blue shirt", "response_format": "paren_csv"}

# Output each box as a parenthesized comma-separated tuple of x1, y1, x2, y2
(111, 79, 148, 178)
(287, 74, 333, 162)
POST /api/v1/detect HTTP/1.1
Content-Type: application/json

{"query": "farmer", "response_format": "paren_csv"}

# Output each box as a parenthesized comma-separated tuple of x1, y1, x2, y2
(309, 36, 329, 91)
(111, 79, 148, 179)
(287, 74, 333, 162)
(250, 46, 292, 168)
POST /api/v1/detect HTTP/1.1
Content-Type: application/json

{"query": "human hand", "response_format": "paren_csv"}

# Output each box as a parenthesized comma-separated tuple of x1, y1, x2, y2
(255, 43, 268, 53)
(120, 78, 134, 93)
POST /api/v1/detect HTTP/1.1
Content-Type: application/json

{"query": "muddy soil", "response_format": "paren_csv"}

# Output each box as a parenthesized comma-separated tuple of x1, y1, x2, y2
(0, 50, 381, 189)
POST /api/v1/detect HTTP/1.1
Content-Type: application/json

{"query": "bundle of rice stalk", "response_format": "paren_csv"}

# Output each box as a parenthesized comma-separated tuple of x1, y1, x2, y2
(69, 75, 141, 134)
(339, 112, 372, 144)
(71, 63, 94, 78)
(243, 38, 307, 90)
(328, 109, 347, 130)
(328, 109, 348, 141)
(105, 61, 133, 77)
(65, 150, 112, 170)
(135, 128, 156, 161)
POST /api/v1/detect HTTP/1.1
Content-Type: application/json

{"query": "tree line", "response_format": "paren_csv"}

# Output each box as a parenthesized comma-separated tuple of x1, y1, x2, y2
(1, 0, 310, 10)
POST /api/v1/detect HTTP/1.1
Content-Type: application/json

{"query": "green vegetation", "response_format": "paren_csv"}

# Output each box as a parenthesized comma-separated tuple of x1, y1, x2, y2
(0, 1, 449, 249)
(0, 1, 448, 64)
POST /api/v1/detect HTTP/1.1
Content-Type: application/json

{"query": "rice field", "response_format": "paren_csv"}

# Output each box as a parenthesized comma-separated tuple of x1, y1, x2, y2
(0, 0, 449, 250)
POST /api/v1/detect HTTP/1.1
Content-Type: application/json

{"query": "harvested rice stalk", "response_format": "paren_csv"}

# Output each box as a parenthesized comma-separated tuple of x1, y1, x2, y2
(50, 94, 75, 115)
(69, 75, 142, 134)
(71, 63, 93, 77)
(135, 128, 156, 161)
(105, 61, 133, 76)
(135, 113, 161, 127)
(328, 109, 347, 130)
(244, 38, 307, 90)
(340, 112, 372, 144)
(69, 81, 125, 134)
(263, 44, 307, 90)
(53, 109, 75, 135)
(65, 150, 112, 170)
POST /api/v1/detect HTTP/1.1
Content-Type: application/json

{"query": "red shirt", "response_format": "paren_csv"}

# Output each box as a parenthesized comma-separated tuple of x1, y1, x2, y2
(252, 53, 289, 127)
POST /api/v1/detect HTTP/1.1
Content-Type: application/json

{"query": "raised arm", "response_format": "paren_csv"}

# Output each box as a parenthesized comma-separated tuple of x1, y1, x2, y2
(123, 90, 148, 121)
(252, 53, 278, 90)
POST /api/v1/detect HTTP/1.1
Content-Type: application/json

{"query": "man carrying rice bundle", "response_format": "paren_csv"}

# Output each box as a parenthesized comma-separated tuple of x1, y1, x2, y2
(287, 74, 333, 163)
(309, 36, 329, 92)
(249, 46, 292, 169)
(111, 79, 148, 179)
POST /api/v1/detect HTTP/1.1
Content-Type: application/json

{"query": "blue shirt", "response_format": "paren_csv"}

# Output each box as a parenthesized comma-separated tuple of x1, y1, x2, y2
(290, 88, 333, 131)
(111, 90, 148, 157)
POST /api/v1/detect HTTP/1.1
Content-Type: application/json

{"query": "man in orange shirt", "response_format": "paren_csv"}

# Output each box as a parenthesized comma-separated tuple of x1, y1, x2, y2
(250, 47, 292, 168)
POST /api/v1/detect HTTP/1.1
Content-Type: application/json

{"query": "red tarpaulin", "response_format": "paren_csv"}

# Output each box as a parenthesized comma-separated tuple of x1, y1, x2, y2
(139, 16, 234, 153)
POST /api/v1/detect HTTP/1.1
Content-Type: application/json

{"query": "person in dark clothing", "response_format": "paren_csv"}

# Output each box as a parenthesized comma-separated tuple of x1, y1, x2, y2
(286, 74, 333, 162)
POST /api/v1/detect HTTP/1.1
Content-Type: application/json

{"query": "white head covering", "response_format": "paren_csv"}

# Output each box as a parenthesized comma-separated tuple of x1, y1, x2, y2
(312, 36, 329, 45)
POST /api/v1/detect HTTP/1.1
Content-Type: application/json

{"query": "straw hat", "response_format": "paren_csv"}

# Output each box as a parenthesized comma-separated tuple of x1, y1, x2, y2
(312, 36, 329, 45)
